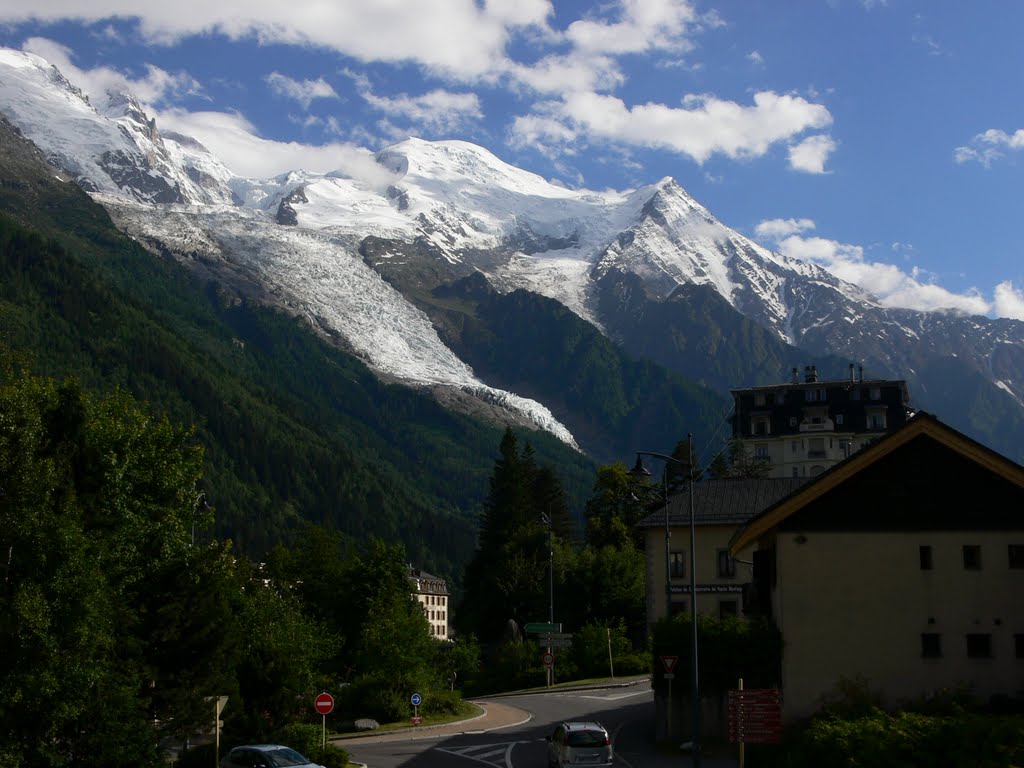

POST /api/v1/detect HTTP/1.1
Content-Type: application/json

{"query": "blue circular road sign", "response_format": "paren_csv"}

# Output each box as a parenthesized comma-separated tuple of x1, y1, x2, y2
(411, 693, 422, 706)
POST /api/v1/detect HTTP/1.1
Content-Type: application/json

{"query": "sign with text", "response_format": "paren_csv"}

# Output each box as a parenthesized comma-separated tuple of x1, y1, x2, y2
(525, 622, 561, 633)
(727, 688, 783, 744)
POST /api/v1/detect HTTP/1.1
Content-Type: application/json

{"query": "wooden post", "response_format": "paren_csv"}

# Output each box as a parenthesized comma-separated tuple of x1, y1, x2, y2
(738, 678, 745, 768)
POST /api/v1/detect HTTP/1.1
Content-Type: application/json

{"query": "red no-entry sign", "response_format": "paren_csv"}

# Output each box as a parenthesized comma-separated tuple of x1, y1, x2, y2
(314, 692, 334, 715)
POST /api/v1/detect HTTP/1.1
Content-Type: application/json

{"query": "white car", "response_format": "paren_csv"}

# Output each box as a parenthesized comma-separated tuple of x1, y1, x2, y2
(220, 744, 325, 768)
(546, 721, 614, 767)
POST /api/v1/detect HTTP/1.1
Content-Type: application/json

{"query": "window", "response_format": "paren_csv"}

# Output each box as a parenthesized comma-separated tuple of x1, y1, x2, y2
(754, 393, 766, 406)
(851, 388, 861, 401)
(717, 550, 737, 579)
(789, 416, 798, 427)
(805, 388, 825, 402)
(755, 445, 770, 461)
(868, 410, 887, 430)
(670, 551, 686, 579)
(791, 440, 800, 452)
(836, 413, 844, 425)
(808, 437, 826, 459)
(1016, 634, 1024, 659)
(966, 633, 992, 658)
(752, 417, 770, 435)
(1009, 544, 1024, 569)
(963, 545, 982, 570)
(919, 545, 933, 570)
(792, 467, 799, 478)
(869, 387, 881, 400)
(719, 600, 738, 619)
(921, 633, 942, 658)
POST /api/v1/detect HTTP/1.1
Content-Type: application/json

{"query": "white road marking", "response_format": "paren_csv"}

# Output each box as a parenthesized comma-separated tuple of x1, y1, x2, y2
(434, 740, 529, 768)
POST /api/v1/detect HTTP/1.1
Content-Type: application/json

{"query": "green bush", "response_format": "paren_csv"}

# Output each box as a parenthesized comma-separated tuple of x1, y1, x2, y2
(421, 687, 463, 717)
(273, 723, 349, 768)
(784, 709, 1024, 768)
(172, 743, 217, 768)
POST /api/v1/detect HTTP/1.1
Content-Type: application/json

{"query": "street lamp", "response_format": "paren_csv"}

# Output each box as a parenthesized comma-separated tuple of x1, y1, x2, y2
(541, 511, 554, 686)
(629, 436, 701, 767)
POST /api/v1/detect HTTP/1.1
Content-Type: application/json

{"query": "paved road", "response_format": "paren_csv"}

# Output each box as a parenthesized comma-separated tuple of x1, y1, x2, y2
(339, 679, 738, 768)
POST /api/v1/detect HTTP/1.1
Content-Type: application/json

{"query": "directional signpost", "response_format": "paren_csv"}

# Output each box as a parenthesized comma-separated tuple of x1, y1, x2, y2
(536, 632, 573, 648)
(205, 696, 228, 768)
(728, 681, 783, 768)
(524, 622, 561, 633)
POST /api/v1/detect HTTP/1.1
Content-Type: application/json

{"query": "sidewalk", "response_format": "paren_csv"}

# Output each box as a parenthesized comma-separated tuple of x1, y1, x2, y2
(332, 675, 649, 745)
(332, 699, 532, 744)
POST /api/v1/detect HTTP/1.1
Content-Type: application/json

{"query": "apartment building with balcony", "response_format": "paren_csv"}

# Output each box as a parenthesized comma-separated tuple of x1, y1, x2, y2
(408, 566, 450, 640)
(731, 364, 912, 478)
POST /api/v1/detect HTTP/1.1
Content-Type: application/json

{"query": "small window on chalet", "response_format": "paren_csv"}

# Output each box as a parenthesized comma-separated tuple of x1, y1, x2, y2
(789, 417, 798, 427)
(966, 633, 992, 659)
(869, 387, 882, 400)
(836, 413, 844, 425)
(1009, 544, 1024, 569)
(921, 633, 942, 659)
(805, 388, 825, 402)
(868, 411, 887, 430)
(1016, 634, 1024, 659)
(919, 545, 933, 571)
(963, 545, 982, 570)
(755, 445, 770, 461)
(754, 393, 766, 406)
(670, 551, 686, 579)
(717, 550, 737, 579)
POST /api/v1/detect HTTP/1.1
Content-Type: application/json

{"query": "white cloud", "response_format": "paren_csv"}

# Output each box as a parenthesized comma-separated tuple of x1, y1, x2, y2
(754, 218, 816, 240)
(2, 1, 553, 79)
(788, 134, 836, 173)
(756, 219, 998, 317)
(566, 0, 700, 57)
(265, 72, 338, 110)
(360, 88, 483, 134)
(23, 36, 201, 105)
(994, 281, 1024, 321)
(153, 107, 397, 184)
(954, 128, 1024, 168)
(747, 50, 764, 67)
(532, 90, 832, 165)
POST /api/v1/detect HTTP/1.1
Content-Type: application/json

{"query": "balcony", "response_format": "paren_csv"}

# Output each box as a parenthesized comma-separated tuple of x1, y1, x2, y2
(799, 421, 833, 432)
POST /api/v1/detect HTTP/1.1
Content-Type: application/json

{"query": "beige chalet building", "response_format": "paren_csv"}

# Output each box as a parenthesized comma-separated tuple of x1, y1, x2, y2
(408, 567, 450, 640)
(730, 412, 1024, 721)
(636, 476, 808, 626)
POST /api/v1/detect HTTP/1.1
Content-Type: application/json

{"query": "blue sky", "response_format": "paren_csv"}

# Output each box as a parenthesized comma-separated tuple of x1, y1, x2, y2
(1, 1, 1022, 319)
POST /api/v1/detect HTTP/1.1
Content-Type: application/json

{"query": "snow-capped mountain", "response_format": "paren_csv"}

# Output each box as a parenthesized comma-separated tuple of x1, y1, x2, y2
(2, 47, 1023, 457)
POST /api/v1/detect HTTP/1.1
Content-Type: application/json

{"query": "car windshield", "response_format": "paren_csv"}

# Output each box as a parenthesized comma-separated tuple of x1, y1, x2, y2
(566, 730, 606, 747)
(265, 748, 311, 767)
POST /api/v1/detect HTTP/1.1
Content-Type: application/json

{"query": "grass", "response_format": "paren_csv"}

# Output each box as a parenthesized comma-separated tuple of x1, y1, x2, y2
(331, 701, 484, 739)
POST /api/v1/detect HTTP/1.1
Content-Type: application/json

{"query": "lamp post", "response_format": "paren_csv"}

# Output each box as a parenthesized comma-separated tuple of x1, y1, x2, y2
(629, 436, 701, 767)
(541, 511, 554, 687)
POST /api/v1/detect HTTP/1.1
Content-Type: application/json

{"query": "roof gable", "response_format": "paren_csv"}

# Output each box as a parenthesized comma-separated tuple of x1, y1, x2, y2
(637, 476, 809, 529)
(730, 413, 1024, 552)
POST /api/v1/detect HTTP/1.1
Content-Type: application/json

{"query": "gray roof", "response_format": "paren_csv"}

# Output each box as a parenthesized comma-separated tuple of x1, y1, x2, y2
(636, 477, 810, 528)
